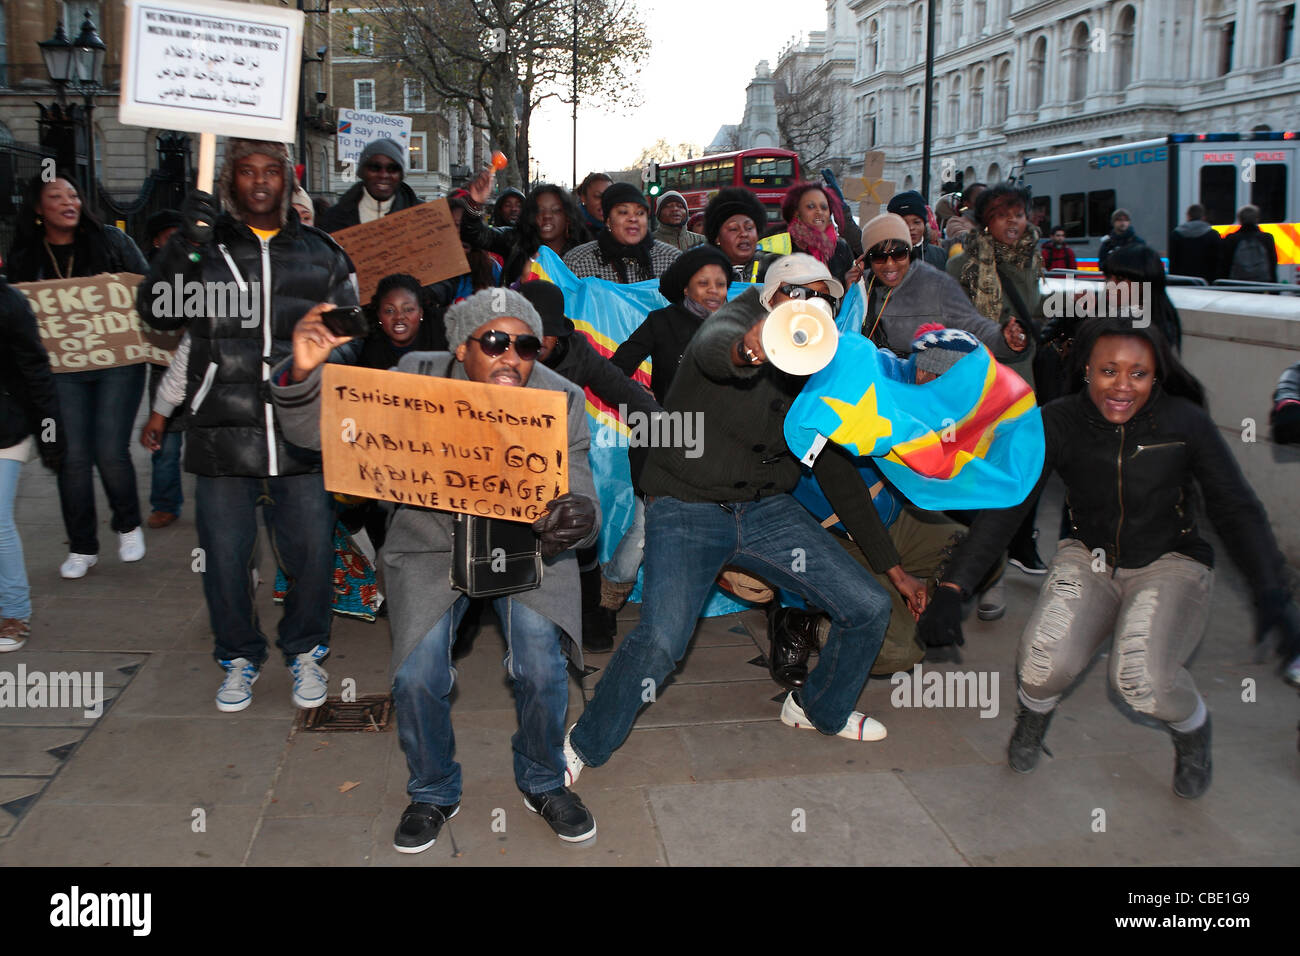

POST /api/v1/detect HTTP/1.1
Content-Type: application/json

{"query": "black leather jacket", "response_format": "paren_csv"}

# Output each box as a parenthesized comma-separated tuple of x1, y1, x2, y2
(0, 280, 62, 459)
(137, 210, 359, 477)
(946, 387, 1288, 602)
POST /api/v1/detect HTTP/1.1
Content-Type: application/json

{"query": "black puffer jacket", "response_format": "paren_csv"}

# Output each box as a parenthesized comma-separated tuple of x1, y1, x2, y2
(0, 280, 62, 460)
(946, 387, 1288, 601)
(546, 330, 660, 419)
(611, 303, 702, 406)
(317, 180, 422, 234)
(137, 210, 359, 477)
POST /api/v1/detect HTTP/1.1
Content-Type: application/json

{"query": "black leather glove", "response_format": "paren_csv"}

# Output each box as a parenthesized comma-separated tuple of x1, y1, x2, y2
(180, 189, 220, 245)
(917, 585, 965, 648)
(1257, 589, 1300, 662)
(531, 494, 596, 559)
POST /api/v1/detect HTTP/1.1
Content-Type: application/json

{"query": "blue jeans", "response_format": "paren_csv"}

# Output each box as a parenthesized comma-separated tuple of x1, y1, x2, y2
(571, 494, 892, 766)
(602, 495, 645, 584)
(149, 430, 184, 516)
(194, 473, 335, 666)
(0, 459, 30, 620)
(393, 595, 569, 804)
(53, 365, 146, 554)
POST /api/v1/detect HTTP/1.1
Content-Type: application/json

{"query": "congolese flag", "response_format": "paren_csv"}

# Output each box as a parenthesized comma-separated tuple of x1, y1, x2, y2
(784, 330, 1045, 511)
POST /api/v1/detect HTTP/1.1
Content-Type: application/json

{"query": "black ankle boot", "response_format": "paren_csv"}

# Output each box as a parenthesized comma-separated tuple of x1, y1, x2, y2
(1008, 704, 1055, 773)
(766, 605, 822, 690)
(1170, 713, 1212, 799)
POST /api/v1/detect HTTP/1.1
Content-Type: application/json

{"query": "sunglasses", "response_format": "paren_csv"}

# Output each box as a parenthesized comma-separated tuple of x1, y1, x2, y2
(365, 162, 401, 174)
(867, 245, 911, 264)
(467, 330, 543, 360)
(777, 283, 839, 311)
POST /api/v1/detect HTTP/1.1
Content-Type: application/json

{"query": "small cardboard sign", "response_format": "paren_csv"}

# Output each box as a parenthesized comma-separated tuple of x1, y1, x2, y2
(337, 108, 412, 168)
(331, 200, 470, 303)
(119, 0, 303, 142)
(15, 274, 182, 372)
(320, 364, 569, 524)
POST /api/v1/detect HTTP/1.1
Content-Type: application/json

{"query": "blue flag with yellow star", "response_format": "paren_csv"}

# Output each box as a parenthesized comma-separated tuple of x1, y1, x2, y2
(784, 333, 1045, 511)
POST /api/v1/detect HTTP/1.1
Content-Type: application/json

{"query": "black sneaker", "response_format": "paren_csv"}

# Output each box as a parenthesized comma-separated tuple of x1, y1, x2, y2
(1008, 531, 1048, 575)
(522, 787, 597, 842)
(393, 801, 460, 854)
(1170, 713, 1212, 799)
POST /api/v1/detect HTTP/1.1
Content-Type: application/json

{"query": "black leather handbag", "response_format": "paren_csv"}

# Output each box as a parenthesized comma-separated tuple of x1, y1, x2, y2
(450, 513, 543, 598)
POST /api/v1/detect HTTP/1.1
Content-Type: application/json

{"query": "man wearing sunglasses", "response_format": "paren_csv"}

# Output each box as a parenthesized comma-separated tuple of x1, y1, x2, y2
(273, 288, 602, 852)
(561, 254, 906, 790)
(319, 138, 423, 234)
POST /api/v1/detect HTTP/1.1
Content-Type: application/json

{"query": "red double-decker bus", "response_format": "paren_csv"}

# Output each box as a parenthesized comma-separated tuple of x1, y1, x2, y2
(651, 148, 801, 226)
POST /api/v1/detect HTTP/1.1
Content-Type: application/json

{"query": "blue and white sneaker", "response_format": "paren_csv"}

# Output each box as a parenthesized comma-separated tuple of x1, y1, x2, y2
(289, 644, 329, 709)
(216, 658, 260, 713)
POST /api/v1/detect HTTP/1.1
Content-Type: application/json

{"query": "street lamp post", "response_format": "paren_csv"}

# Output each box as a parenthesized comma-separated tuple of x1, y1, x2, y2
(37, 13, 105, 210)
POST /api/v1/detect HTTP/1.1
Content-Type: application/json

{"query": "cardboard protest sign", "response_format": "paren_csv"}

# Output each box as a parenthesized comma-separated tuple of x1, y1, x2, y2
(119, 0, 303, 143)
(15, 274, 182, 373)
(331, 200, 470, 303)
(337, 108, 412, 168)
(320, 365, 569, 524)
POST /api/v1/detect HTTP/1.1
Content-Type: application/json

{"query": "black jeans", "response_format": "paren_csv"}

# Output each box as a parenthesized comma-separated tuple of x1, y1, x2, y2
(54, 365, 146, 554)
(195, 473, 335, 666)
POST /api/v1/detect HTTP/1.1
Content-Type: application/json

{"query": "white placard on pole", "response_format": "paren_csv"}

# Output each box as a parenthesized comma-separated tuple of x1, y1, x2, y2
(336, 109, 412, 168)
(119, 0, 303, 145)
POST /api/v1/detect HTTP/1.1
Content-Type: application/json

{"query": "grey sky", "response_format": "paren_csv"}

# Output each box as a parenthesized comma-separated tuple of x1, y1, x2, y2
(528, 0, 828, 185)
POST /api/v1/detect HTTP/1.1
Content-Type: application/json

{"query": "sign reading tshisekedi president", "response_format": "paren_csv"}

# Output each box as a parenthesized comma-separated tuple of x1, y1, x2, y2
(320, 365, 569, 525)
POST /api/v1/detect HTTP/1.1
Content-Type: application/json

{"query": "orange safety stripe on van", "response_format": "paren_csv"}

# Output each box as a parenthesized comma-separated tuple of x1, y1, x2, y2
(1213, 223, 1300, 265)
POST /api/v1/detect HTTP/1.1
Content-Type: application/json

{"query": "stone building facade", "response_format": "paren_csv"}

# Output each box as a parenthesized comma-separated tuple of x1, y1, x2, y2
(773, 0, 1300, 197)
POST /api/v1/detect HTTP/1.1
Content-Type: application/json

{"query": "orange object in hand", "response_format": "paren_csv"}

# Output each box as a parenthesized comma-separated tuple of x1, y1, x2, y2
(491, 150, 508, 171)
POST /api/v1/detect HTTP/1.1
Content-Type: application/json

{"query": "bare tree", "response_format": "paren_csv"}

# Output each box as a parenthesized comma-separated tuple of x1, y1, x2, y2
(629, 139, 702, 168)
(775, 68, 838, 173)
(356, 0, 650, 189)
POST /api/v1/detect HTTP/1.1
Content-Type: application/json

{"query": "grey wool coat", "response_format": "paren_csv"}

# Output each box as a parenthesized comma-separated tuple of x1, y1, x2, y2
(271, 351, 600, 676)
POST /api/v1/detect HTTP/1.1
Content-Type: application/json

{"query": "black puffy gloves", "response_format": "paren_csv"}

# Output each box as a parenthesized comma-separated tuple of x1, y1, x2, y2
(917, 585, 965, 649)
(180, 189, 220, 245)
(531, 494, 597, 559)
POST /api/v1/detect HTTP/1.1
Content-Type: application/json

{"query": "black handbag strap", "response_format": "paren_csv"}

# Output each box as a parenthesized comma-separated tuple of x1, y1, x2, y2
(995, 263, 1034, 328)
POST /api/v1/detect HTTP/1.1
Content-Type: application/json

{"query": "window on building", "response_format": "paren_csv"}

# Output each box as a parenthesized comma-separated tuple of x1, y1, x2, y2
(975, 0, 987, 32)
(1252, 164, 1288, 222)
(1060, 193, 1085, 237)
(931, 81, 941, 134)
(408, 133, 426, 173)
(1279, 5, 1295, 63)
(953, 0, 964, 40)
(1028, 36, 1047, 109)
(948, 75, 962, 131)
(867, 20, 879, 73)
(988, 162, 1002, 183)
(971, 67, 985, 128)
(909, 89, 921, 141)
(934, 0, 944, 49)
(351, 25, 375, 56)
(1199, 165, 1236, 223)
(1087, 189, 1116, 237)
(354, 79, 375, 112)
(913, 6, 925, 61)
(1220, 21, 1235, 75)
(1115, 6, 1135, 89)
(994, 60, 1010, 123)
(1070, 22, 1090, 101)
(865, 98, 877, 148)
(404, 79, 425, 112)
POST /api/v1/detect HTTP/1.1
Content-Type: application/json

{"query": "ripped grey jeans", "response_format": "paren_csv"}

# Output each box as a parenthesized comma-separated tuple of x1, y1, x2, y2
(1016, 539, 1212, 723)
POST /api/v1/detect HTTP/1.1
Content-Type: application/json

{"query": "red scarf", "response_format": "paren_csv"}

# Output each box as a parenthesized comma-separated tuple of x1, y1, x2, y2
(788, 217, 836, 263)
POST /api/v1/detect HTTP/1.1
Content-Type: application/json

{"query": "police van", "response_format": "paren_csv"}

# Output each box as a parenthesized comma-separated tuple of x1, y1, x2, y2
(1014, 132, 1297, 283)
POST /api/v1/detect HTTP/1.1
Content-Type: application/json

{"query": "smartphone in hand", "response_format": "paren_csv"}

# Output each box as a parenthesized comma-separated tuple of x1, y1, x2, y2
(322, 306, 370, 338)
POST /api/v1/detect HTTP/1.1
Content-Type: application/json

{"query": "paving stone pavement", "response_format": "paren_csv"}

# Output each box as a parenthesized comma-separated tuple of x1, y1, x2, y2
(0, 431, 1296, 867)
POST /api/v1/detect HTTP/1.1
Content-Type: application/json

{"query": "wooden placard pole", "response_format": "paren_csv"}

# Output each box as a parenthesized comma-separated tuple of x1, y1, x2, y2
(197, 132, 216, 195)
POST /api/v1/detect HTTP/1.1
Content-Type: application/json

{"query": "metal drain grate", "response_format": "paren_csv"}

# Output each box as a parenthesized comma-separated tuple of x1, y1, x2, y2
(296, 695, 394, 732)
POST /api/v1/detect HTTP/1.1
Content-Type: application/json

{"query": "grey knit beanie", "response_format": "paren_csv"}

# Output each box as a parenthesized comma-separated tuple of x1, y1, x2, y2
(358, 138, 406, 174)
(444, 288, 543, 351)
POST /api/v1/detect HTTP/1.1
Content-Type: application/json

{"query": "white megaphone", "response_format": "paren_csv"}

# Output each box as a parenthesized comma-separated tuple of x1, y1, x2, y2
(761, 297, 839, 375)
